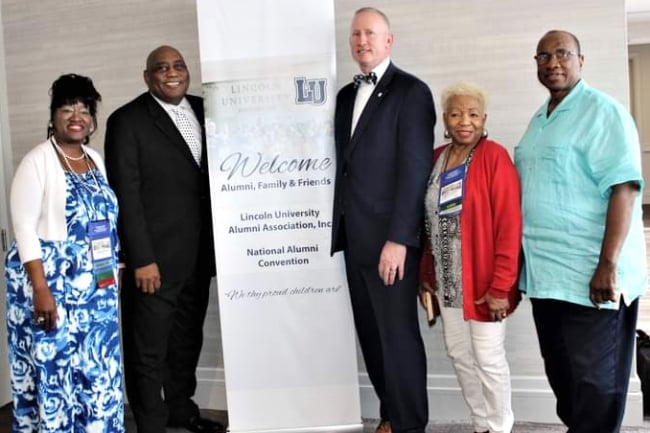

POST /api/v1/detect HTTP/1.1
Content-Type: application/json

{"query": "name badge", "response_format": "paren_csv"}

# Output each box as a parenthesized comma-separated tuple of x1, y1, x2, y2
(438, 163, 466, 217)
(88, 220, 116, 289)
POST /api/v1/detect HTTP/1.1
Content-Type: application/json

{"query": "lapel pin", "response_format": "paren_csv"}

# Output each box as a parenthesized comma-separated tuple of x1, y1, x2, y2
(377, 92, 383, 98)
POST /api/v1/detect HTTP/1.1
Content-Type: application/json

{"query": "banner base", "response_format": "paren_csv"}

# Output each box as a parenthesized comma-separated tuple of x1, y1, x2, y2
(228, 424, 363, 433)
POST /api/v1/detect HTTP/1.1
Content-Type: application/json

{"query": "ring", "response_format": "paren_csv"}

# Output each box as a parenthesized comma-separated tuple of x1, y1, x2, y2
(36, 316, 45, 324)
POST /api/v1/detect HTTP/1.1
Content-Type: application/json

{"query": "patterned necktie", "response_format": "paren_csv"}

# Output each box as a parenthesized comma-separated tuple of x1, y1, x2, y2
(172, 107, 201, 164)
(353, 71, 377, 88)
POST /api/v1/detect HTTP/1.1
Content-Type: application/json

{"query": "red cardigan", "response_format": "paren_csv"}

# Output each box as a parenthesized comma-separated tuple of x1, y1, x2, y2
(419, 139, 522, 321)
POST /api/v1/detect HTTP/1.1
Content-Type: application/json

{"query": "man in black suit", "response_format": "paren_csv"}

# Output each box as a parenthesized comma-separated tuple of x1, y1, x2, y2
(331, 8, 435, 433)
(105, 46, 221, 433)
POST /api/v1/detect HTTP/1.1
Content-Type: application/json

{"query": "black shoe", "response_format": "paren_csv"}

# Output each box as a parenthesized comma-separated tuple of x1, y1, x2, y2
(178, 416, 225, 433)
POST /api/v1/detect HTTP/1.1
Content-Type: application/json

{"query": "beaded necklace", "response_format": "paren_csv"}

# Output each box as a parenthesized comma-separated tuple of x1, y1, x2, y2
(50, 136, 100, 194)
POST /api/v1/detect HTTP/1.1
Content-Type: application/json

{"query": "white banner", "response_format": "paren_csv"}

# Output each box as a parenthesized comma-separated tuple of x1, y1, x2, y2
(196, 1, 361, 432)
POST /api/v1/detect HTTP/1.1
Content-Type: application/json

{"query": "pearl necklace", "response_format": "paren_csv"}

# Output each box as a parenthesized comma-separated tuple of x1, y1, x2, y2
(50, 137, 86, 161)
(51, 137, 100, 193)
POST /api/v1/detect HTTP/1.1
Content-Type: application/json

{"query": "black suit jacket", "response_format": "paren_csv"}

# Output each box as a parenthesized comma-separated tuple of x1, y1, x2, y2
(105, 92, 214, 282)
(331, 63, 435, 265)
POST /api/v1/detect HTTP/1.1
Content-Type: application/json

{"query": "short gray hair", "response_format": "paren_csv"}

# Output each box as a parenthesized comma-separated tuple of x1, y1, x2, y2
(441, 81, 488, 114)
(354, 7, 391, 30)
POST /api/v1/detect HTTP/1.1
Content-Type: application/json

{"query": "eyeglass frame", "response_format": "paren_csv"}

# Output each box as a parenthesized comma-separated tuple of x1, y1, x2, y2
(534, 49, 579, 65)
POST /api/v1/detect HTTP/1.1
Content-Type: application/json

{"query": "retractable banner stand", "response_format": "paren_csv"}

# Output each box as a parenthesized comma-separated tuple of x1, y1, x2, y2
(196, 1, 362, 432)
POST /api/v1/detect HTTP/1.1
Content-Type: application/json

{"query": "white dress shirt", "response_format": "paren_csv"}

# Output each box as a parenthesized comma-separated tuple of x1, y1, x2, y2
(351, 57, 391, 136)
(150, 93, 202, 159)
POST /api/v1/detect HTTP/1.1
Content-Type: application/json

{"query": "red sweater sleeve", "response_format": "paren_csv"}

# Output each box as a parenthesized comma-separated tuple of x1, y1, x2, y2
(487, 146, 522, 299)
(419, 237, 435, 286)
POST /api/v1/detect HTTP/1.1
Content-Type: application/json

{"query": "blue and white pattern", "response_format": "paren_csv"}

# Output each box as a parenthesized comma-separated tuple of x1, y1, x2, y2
(5, 167, 124, 432)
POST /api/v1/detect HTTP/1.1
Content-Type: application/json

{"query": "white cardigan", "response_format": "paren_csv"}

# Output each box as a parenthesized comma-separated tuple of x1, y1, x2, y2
(10, 139, 107, 263)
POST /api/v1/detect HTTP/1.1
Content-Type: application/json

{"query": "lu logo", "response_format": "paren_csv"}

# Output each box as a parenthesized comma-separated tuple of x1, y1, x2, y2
(294, 77, 327, 105)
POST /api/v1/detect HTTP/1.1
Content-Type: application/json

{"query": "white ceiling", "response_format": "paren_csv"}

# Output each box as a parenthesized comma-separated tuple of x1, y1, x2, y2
(628, 0, 650, 30)
(628, 0, 650, 44)
(628, 0, 650, 12)
(628, 0, 650, 20)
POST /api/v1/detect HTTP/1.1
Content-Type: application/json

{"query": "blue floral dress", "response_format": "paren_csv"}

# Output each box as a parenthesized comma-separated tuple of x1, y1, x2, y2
(5, 167, 124, 432)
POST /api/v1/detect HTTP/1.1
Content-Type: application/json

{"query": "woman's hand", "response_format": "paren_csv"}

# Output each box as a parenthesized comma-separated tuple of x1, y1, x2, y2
(419, 281, 435, 310)
(32, 285, 59, 331)
(24, 259, 59, 331)
(475, 292, 509, 321)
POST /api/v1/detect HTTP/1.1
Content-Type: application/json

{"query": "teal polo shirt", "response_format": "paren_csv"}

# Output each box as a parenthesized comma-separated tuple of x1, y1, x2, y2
(515, 80, 647, 309)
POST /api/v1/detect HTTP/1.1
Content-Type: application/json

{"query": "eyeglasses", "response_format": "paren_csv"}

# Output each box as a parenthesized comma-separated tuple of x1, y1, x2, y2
(534, 49, 578, 65)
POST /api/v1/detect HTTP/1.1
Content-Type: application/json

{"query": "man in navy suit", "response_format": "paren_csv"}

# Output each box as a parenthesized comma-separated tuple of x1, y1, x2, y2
(105, 46, 221, 433)
(331, 8, 436, 433)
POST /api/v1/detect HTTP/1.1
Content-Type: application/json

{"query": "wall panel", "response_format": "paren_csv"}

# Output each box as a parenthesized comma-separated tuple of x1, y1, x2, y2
(628, 44, 650, 204)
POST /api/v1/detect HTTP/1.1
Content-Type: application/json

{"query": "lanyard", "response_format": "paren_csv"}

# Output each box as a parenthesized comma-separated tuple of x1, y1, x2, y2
(436, 142, 479, 216)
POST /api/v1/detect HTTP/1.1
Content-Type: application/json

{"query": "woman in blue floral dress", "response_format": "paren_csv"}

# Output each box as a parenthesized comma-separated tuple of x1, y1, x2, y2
(5, 74, 124, 432)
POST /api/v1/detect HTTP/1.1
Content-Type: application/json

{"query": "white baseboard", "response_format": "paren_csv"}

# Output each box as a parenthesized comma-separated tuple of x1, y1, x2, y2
(195, 367, 228, 410)
(195, 368, 645, 427)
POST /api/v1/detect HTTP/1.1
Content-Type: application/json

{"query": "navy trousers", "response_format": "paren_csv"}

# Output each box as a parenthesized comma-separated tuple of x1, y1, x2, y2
(345, 250, 428, 433)
(532, 298, 639, 433)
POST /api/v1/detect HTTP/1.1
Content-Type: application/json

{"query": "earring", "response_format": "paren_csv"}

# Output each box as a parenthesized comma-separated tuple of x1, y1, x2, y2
(444, 130, 450, 139)
(482, 129, 488, 138)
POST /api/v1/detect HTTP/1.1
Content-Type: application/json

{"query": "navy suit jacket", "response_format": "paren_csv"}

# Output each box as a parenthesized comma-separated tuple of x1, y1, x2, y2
(330, 63, 435, 265)
(105, 92, 214, 282)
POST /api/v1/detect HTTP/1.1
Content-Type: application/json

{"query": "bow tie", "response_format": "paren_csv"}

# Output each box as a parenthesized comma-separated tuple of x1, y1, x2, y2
(353, 72, 377, 88)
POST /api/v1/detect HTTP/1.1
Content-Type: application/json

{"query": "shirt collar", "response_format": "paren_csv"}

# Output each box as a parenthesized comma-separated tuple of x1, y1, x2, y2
(370, 57, 391, 84)
(538, 79, 585, 117)
(150, 92, 192, 114)
(357, 57, 390, 86)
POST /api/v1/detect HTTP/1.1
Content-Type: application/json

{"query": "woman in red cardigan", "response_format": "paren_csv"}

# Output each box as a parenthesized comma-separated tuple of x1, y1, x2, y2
(419, 81, 522, 433)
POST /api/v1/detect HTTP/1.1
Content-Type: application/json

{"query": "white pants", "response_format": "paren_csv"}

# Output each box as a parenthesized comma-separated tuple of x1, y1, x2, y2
(439, 304, 514, 433)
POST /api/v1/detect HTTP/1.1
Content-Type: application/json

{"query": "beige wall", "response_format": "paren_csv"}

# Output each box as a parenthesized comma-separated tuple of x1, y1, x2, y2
(0, 0, 633, 167)
(0, 0, 643, 424)
(0, 0, 12, 406)
(1, 0, 203, 167)
(628, 43, 650, 203)
(335, 0, 630, 151)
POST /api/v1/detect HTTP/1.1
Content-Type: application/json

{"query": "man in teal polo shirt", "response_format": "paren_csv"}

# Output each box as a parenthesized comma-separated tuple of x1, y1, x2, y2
(515, 30, 646, 433)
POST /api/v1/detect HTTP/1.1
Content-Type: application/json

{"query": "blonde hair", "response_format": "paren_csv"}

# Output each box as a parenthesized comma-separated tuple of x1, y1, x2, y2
(441, 81, 488, 114)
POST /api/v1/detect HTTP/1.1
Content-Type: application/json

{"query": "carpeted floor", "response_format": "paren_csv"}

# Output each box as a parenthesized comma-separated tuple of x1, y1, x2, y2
(1, 404, 649, 433)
